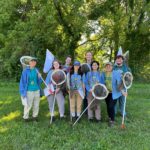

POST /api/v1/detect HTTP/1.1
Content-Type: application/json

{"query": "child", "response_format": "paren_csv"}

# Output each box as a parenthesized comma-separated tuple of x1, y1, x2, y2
(103, 62, 114, 126)
(19, 57, 41, 122)
(85, 60, 105, 122)
(69, 61, 84, 121)
(45, 60, 65, 120)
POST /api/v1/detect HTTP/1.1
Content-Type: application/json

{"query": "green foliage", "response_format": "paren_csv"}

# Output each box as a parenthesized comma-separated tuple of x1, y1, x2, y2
(0, 0, 149, 81)
(0, 82, 150, 149)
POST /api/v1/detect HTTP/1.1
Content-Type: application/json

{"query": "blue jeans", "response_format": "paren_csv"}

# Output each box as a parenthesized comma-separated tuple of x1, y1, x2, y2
(115, 95, 126, 116)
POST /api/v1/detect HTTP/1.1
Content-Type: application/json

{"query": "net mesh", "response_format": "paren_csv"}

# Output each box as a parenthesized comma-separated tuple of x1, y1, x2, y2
(51, 70, 66, 85)
(81, 63, 91, 74)
(123, 72, 133, 89)
(92, 84, 108, 100)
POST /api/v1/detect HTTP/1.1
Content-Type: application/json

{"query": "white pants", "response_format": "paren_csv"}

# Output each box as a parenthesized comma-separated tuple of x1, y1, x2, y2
(47, 91, 65, 117)
(23, 90, 40, 119)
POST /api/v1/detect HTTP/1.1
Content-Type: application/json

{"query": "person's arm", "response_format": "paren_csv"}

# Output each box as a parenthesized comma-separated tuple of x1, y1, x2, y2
(19, 70, 27, 97)
(99, 72, 105, 85)
(85, 72, 91, 92)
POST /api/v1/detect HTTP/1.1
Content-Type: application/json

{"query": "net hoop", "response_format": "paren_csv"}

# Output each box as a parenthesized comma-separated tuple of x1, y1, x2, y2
(81, 63, 91, 74)
(51, 69, 66, 86)
(122, 72, 133, 89)
(92, 83, 109, 100)
(20, 56, 32, 67)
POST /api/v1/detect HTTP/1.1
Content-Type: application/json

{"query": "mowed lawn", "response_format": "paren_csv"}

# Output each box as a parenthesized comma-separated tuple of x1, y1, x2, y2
(0, 81, 150, 150)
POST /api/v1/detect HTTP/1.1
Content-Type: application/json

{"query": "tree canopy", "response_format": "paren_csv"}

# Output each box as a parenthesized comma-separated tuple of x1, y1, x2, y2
(0, 0, 149, 81)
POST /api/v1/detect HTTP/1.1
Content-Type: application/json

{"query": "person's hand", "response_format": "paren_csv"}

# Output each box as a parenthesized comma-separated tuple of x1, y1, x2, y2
(49, 89, 54, 95)
(55, 88, 60, 94)
(38, 73, 41, 78)
(121, 90, 127, 97)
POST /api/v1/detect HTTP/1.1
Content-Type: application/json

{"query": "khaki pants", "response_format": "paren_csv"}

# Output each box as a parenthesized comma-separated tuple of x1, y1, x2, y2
(23, 90, 40, 119)
(70, 91, 82, 117)
(47, 91, 65, 117)
(87, 93, 101, 120)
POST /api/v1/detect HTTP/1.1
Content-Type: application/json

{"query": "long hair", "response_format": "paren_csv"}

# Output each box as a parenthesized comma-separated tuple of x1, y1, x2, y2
(85, 51, 93, 62)
(70, 65, 83, 77)
(91, 60, 100, 71)
(52, 60, 62, 69)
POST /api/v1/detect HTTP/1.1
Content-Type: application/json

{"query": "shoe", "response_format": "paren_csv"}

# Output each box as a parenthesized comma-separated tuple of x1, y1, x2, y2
(88, 118, 94, 122)
(60, 116, 66, 120)
(71, 117, 76, 122)
(24, 118, 31, 122)
(95, 119, 101, 123)
(32, 117, 38, 122)
(108, 120, 114, 127)
(50, 116, 55, 122)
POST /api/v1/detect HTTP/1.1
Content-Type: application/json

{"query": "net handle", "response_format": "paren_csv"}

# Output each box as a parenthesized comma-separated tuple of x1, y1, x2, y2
(66, 73, 71, 90)
(51, 69, 66, 86)
(122, 72, 133, 89)
(91, 83, 109, 100)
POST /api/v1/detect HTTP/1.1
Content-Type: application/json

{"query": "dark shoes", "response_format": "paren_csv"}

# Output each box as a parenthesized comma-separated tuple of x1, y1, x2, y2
(88, 118, 101, 123)
(108, 120, 114, 127)
(24, 117, 39, 122)
(60, 116, 66, 121)
(95, 119, 101, 123)
(24, 118, 31, 122)
(32, 117, 38, 122)
(88, 118, 94, 122)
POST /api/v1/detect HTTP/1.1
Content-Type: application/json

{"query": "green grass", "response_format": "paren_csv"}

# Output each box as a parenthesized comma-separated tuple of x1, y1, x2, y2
(0, 81, 150, 150)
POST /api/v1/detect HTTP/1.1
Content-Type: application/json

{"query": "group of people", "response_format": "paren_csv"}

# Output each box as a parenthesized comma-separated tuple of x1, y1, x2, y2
(19, 48, 131, 127)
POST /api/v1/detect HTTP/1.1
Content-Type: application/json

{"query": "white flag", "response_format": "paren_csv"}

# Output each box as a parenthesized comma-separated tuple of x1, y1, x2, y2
(43, 49, 54, 73)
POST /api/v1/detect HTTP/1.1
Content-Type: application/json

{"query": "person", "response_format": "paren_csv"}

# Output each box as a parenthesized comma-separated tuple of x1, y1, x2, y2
(103, 62, 114, 126)
(45, 60, 65, 120)
(113, 47, 130, 116)
(108, 47, 131, 127)
(19, 57, 42, 122)
(85, 60, 105, 122)
(69, 60, 84, 121)
(62, 56, 72, 97)
(63, 56, 72, 73)
(83, 51, 93, 113)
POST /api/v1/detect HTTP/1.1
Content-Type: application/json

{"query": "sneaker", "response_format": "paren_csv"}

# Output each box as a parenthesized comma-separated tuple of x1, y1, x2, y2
(72, 117, 76, 122)
(24, 118, 31, 122)
(50, 116, 55, 122)
(88, 118, 94, 122)
(60, 116, 66, 120)
(32, 117, 38, 122)
(95, 119, 101, 123)
(108, 120, 114, 127)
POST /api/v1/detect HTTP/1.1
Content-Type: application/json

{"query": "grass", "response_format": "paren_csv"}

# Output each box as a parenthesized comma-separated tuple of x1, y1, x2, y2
(0, 81, 150, 150)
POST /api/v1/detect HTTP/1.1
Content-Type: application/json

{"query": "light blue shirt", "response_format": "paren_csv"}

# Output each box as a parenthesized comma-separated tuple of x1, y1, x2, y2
(85, 71, 105, 94)
(112, 70, 123, 99)
(70, 73, 83, 90)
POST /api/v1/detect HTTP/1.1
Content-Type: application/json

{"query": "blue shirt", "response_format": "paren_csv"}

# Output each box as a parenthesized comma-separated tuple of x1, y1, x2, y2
(112, 62, 131, 100)
(70, 73, 83, 90)
(19, 67, 41, 97)
(112, 70, 123, 99)
(27, 68, 40, 91)
(85, 71, 105, 94)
